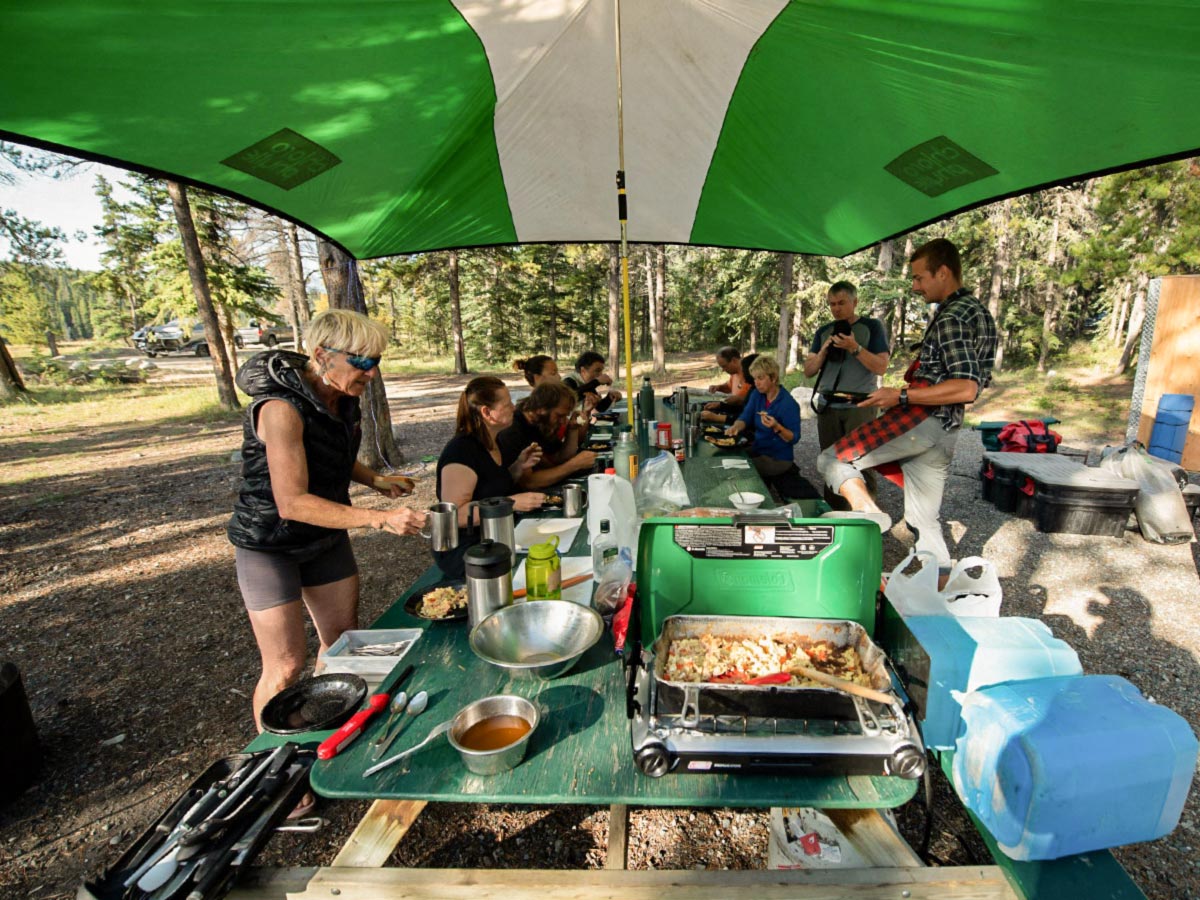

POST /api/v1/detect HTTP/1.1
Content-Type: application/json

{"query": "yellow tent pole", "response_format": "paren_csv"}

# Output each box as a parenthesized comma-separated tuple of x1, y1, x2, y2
(613, 0, 635, 429)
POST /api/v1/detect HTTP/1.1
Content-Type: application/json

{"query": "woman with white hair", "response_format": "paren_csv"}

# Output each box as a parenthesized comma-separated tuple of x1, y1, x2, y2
(227, 309, 427, 741)
(725, 355, 804, 486)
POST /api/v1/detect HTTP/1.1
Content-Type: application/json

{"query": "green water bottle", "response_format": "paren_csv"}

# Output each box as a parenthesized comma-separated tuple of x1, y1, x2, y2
(525, 535, 562, 600)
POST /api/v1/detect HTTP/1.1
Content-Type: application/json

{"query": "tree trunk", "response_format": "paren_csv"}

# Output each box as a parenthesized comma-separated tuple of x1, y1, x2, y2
(448, 249, 467, 374)
(548, 253, 559, 360)
(166, 181, 239, 410)
(608, 244, 621, 380)
(317, 238, 402, 468)
(787, 268, 806, 371)
(1114, 275, 1147, 374)
(749, 315, 758, 354)
(651, 245, 666, 375)
(0, 339, 27, 399)
(285, 222, 311, 334)
(1037, 193, 1063, 373)
(776, 252, 794, 371)
(45, 330, 59, 356)
(987, 200, 1011, 371)
(1111, 281, 1131, 346)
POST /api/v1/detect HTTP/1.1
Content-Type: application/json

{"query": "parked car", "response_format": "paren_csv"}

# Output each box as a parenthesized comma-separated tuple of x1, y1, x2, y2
(237, 319, 294, 348)
(133, 321, 244, 357)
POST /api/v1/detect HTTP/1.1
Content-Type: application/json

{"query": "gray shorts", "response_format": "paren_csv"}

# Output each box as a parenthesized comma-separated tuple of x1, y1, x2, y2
(235, 532, 358, 612)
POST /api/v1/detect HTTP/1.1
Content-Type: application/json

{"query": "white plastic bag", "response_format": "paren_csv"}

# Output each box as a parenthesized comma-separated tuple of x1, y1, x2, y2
(1099, 443, 1193, 544)
(884, 550, 1002, 617)
(634, 450, 691, 516)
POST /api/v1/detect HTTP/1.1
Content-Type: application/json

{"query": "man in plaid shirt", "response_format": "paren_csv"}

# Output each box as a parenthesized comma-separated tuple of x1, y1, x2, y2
(816, 239, 997, 578)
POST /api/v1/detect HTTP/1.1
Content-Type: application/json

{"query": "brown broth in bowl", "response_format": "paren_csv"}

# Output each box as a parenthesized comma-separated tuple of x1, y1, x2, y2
(458, 715, 531, 752)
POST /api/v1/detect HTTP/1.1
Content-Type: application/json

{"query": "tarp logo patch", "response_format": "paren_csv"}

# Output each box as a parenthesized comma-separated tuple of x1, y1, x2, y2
(885, 136, 997, 197)
(222, 128, 340, 190)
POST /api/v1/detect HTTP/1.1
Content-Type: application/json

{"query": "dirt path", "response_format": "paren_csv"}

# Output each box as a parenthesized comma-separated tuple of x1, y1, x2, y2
(1, 354, 1197, 899)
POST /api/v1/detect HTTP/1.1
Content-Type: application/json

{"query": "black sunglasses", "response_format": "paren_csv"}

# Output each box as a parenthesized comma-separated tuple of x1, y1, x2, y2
(322, 346, 381, 372)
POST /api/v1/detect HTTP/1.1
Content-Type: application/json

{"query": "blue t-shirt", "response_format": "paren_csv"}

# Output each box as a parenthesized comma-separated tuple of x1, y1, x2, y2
(738, 388, 801, 461)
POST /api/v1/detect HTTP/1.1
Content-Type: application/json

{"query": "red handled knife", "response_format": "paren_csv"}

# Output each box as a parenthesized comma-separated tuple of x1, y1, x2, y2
(317, 663, 414, 760)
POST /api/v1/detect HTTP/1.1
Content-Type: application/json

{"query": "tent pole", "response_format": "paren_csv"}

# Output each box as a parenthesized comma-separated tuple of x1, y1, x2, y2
(613, 0, 635, 430)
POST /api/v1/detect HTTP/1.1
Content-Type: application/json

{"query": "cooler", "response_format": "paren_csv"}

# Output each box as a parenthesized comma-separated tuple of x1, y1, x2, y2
(952, 674, 1198, 861)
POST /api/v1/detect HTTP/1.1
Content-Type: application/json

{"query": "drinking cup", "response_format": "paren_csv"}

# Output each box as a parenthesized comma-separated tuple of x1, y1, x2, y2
(422, 501, 459, 551)
(563, 483, 588, 517)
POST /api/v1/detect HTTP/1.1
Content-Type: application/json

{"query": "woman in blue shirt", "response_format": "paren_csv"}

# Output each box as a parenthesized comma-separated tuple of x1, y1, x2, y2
(726, 355, 802, 482)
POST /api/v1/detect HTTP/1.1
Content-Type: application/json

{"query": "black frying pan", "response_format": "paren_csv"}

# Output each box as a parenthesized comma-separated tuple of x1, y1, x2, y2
(260, 673, 367, 735)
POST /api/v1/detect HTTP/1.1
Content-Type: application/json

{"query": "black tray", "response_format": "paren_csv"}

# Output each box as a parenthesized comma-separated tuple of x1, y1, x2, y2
(583, 440, 614, 452)
(403, 578, 469, 622)
(80, 746, 313, 900)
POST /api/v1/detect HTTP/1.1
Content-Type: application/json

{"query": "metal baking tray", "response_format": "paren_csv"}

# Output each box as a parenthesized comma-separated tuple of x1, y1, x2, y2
(649, 615, 895, 721)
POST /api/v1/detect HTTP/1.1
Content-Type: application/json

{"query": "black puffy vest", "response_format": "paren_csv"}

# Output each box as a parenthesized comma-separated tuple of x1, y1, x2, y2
(226, 351, 362, 554)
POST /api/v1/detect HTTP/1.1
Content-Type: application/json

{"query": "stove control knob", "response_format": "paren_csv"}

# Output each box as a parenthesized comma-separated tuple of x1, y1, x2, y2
(635, 742, 672, 778)
(887, 744, 926, 780)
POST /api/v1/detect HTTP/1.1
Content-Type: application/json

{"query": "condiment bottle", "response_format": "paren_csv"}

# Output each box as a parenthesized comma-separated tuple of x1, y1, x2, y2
(614, 427, 639, 481)
(591, 519, 618, 582)
(525, 535, 562, 600)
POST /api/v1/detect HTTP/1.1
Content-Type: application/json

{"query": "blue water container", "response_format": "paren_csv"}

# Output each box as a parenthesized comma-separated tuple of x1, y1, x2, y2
(905, 616, 1081, 750)
(1148, 393, 1194, 464)
(953, 675, 1198, 861)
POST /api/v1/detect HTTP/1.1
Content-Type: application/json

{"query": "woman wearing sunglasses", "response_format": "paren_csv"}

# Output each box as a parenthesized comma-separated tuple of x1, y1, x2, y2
(227, 309, 428, 748)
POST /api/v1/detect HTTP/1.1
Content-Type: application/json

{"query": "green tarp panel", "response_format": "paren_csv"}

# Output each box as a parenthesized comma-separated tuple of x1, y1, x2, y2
(2, 0, 1198, 259)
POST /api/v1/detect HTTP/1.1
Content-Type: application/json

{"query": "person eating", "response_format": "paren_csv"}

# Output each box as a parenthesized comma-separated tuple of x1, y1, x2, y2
(435, 376, 545, 575)
(725, 355, 802, 484)
(498, 381, 597, 488)
(563, 350, 622, 414)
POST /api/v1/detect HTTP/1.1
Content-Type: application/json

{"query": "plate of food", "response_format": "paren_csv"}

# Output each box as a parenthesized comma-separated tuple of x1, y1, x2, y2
(702, 423, 727, 436)
(703, 433, 751, 452)
(584, 440, 613, 452)
(404, 579, 468, 622)
(539, 493, 564, 511)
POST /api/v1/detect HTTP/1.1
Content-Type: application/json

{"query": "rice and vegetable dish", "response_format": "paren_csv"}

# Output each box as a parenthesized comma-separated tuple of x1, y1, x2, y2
(419, 585, 467, 618)
(664, 634, 869, 687)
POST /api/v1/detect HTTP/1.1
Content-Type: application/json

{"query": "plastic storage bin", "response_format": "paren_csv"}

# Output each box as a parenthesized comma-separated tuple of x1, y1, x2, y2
(904, 616, 1081, 750)
(1033, 481, 1137, 537)
(952, 674, 1198, 861)
(991, 457, 1024, 514)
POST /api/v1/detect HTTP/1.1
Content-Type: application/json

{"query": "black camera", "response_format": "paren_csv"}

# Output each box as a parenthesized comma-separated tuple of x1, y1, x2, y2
(827, 320, 853, 362)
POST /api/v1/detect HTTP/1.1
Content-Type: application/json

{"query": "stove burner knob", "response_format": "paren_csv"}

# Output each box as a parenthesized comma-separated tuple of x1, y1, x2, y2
(635, 742, 671, 778)
(887, 744, 926, 780)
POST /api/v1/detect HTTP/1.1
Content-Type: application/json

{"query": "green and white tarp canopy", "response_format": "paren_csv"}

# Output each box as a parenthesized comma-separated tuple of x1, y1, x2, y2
(3, 0, 1199, 260)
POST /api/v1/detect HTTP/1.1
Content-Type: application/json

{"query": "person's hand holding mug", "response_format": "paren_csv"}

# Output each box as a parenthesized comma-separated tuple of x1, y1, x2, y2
(379, 506, 428, 536)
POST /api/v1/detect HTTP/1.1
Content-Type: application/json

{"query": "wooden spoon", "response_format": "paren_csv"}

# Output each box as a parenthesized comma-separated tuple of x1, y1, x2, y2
(786, 663, 895, 706)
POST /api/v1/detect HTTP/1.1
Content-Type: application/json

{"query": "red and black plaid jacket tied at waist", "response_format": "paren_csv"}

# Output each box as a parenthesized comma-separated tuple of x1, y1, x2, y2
(834, 379, 933, 462)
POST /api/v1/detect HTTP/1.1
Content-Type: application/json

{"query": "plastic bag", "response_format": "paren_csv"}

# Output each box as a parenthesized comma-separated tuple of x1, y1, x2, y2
(1099, 443, 1193, 544)
(884, 550, 1003, 617)
(593, 558, 633, 617)
(633, 450, 691, 516)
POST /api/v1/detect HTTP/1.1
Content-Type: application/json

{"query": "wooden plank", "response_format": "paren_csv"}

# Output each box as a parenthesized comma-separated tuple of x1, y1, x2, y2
(825, 808, 924, 867)
(234, 865, 1017, 900)
(330, 799, 428, 868)
(606, 803, 629, 870)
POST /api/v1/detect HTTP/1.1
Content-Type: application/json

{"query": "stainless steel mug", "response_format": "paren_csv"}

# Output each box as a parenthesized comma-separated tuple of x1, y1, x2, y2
(562, 483, 588, 518)
(422, 501, 459, 551)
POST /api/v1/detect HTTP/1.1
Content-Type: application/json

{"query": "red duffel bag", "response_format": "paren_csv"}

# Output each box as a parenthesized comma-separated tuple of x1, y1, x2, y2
(997, 420, 1062, 453)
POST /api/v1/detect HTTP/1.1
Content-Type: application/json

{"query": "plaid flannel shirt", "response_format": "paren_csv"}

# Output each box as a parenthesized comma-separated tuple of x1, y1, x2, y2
(918, 290, 998, 429)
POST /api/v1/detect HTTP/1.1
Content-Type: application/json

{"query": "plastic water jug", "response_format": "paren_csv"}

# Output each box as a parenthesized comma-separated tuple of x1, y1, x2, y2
(952, 675, 1198, 861)
(587, 473, 636, 570)
(904, 616, 1082, 749)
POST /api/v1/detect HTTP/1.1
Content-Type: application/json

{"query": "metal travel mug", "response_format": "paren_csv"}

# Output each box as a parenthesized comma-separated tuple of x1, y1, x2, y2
(562, 483, 588, 517)
(422, 501, 459, 551)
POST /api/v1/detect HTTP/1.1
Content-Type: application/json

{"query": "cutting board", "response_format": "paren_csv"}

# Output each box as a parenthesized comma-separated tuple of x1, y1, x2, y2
(513, 517, 583, 553)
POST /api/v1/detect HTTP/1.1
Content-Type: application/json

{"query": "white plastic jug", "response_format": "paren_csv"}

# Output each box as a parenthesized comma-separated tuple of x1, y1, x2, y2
(587, 473, 637, 569)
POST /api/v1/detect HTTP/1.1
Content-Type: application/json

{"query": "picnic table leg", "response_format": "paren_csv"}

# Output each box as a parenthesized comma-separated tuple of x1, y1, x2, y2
(606, 803, 629, 870)
(331, 799, 428, 868)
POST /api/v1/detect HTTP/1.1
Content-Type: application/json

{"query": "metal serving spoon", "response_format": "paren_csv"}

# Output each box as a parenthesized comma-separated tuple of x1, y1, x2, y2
(369, 691, 428, 763)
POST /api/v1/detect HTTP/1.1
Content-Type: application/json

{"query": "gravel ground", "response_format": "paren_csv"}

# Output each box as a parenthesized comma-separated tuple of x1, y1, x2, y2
(1, 364, 1196, 898)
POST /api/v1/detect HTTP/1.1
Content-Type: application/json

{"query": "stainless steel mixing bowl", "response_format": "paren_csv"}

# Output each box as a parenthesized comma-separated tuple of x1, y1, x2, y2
(469, 600, 604, 680)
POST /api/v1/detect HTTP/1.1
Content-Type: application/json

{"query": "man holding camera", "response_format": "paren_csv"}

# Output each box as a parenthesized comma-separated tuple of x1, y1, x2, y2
(803, 281, 890, 507)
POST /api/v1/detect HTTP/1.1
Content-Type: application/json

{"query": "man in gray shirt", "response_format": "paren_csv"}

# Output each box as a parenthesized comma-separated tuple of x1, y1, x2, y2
(803, 281, 890, 507)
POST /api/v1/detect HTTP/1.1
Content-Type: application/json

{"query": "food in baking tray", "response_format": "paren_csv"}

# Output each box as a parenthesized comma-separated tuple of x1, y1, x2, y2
(419, 585, 468, 618)
(664, 633, 870, 687)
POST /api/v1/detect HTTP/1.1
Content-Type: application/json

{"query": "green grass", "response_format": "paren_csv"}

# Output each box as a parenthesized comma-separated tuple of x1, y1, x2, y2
(3, 382, 242, 431)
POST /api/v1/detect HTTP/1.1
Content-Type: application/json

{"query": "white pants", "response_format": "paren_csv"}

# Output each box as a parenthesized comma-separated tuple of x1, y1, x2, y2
(816, 417, 960, 567)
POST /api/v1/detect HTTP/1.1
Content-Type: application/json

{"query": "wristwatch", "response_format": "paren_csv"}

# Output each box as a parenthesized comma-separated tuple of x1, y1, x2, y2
(899, 388, 909, 408)
(850, 345, 862, 357)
